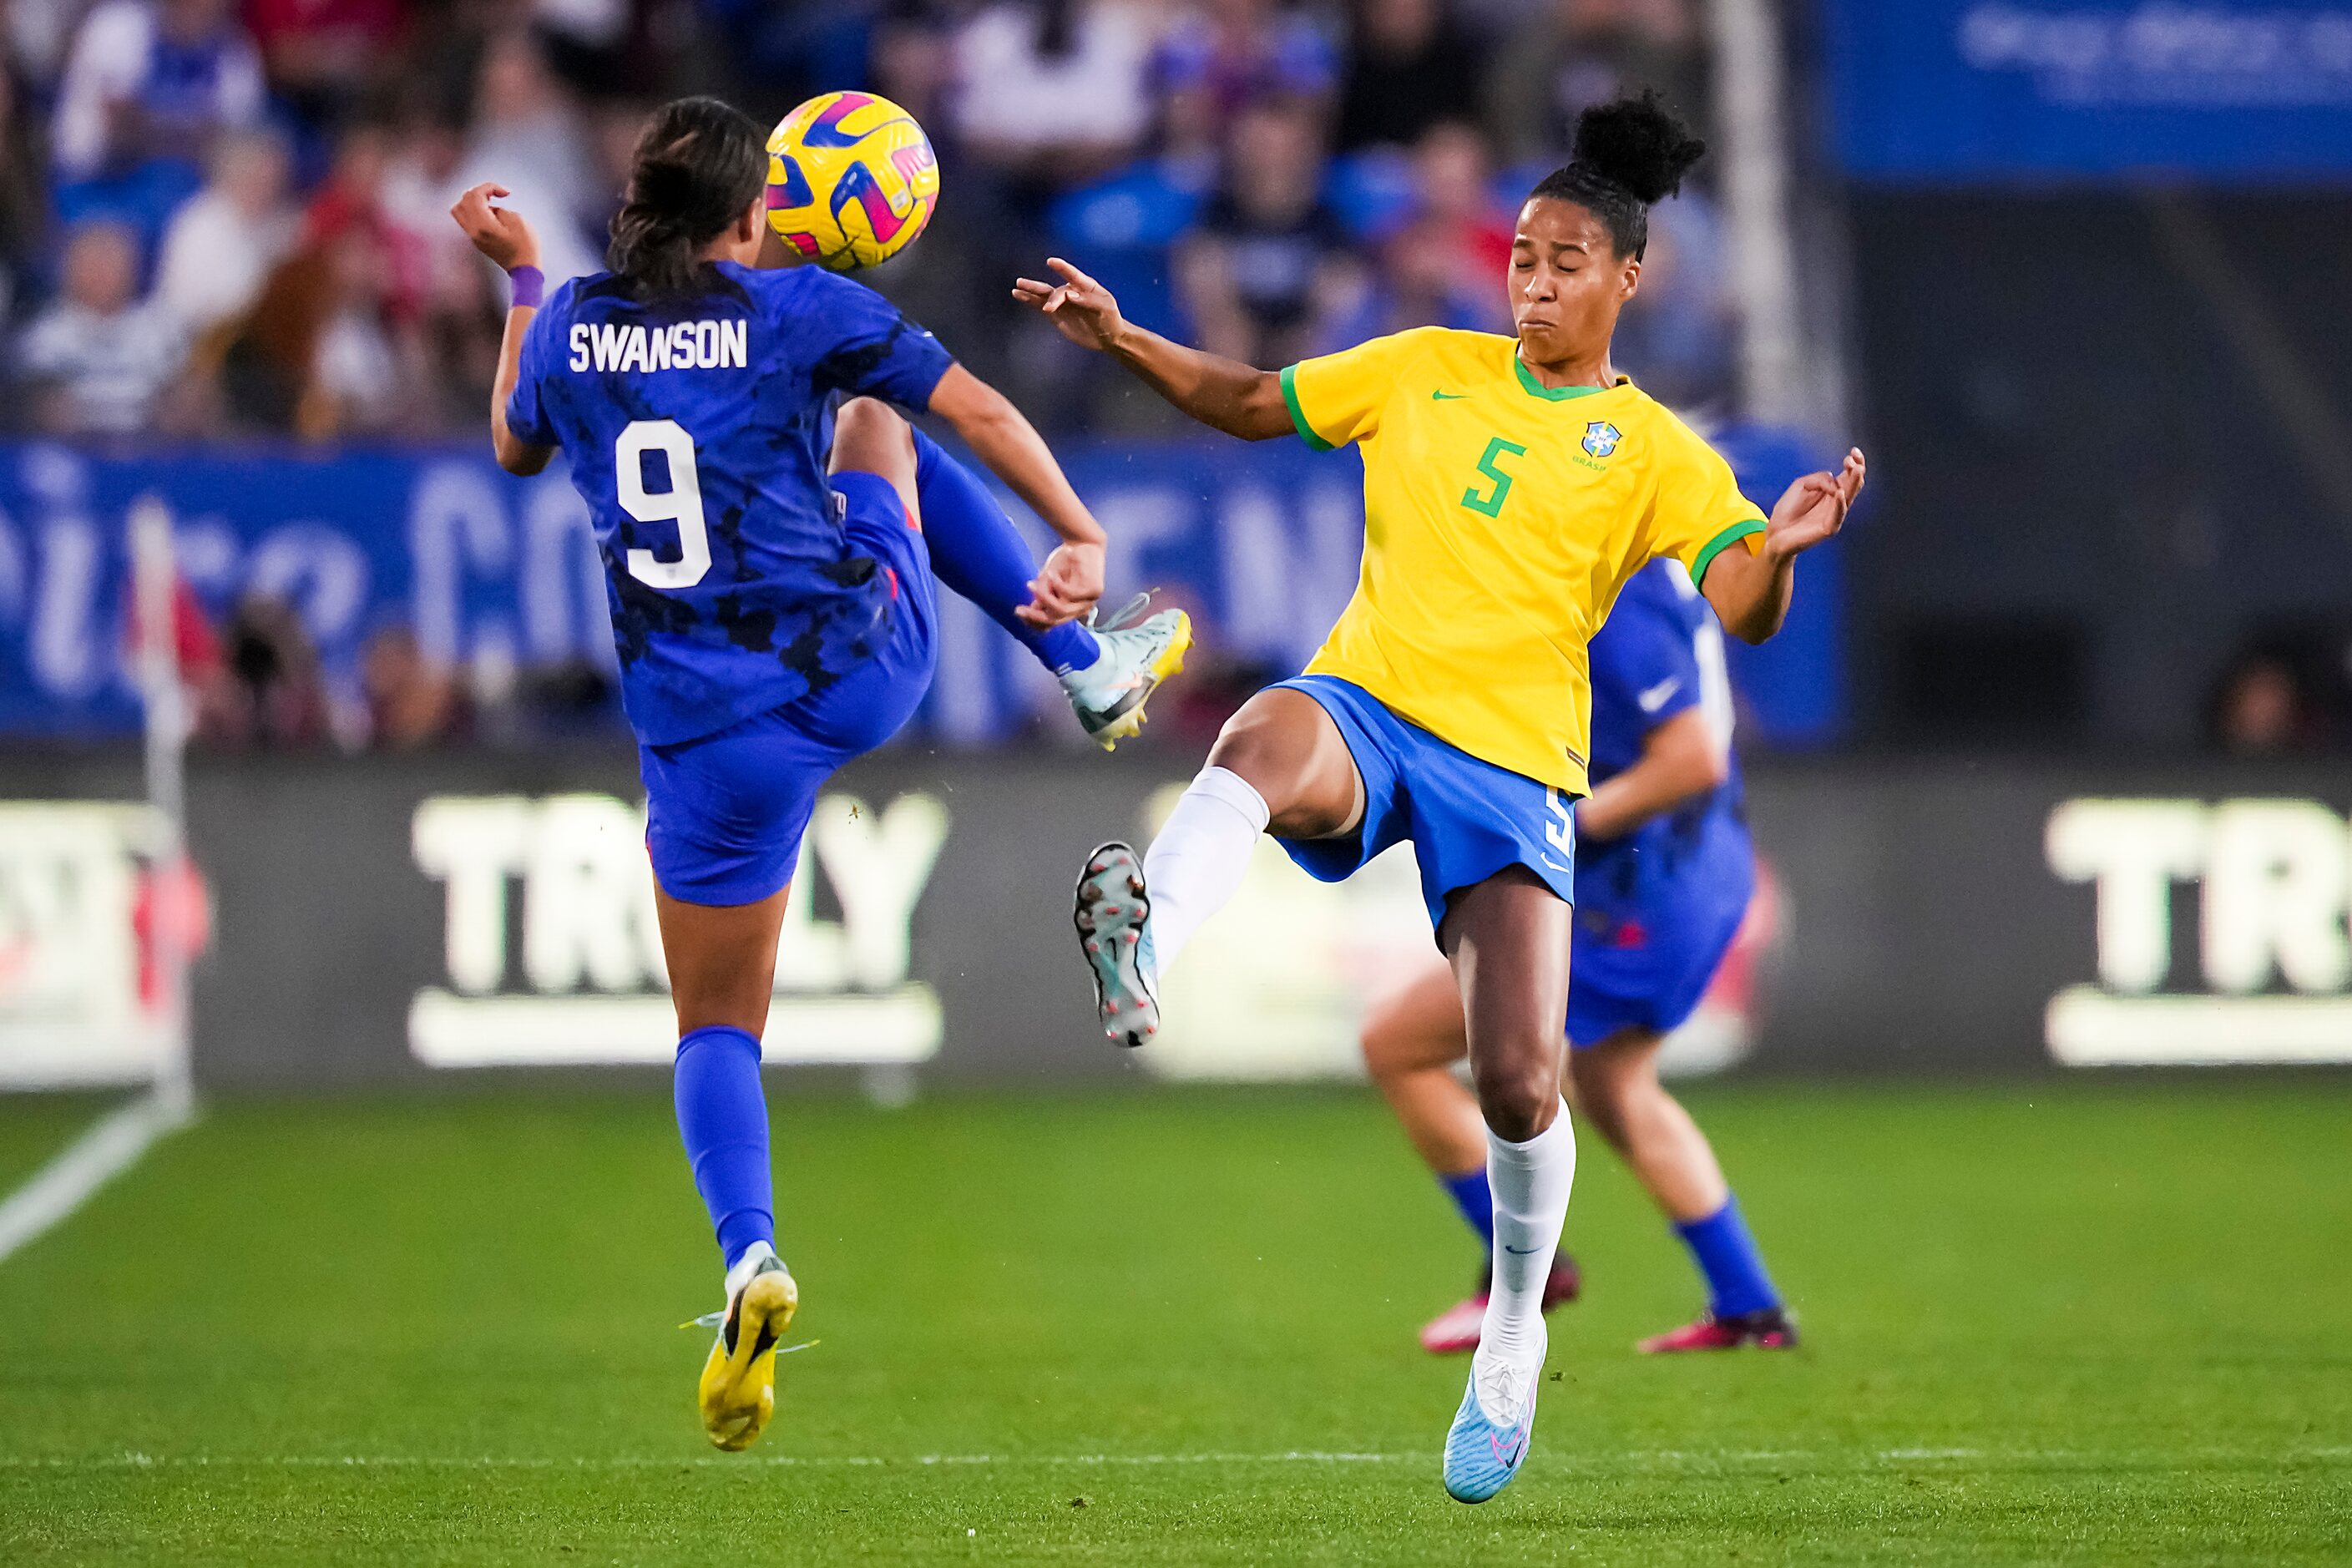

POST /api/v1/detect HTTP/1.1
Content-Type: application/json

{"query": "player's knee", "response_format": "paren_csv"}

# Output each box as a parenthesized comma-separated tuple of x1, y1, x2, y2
(1205, 711, 1283, 783)
(1359, 1005, 1413, 1084)
(1565, 1054, 1631, 1149)
(1579, 1080, 1635, 1151)
(1473, 1054, 1560, 1144)
(831, 397, 917, 494)
(1206, 704, 1348, 838)
(833, 395, 907, 445)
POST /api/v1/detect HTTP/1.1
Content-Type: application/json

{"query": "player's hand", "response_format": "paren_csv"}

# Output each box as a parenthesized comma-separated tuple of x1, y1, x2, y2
(1020, 539, 1105, 627)
(1013, 259, 1125, 353)
(1764, 448, 1865, 558)
(450, 183, 542, 276)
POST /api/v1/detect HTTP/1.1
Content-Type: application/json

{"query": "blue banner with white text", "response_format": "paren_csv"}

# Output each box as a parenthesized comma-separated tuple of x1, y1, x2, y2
(0, 432, 1846, 748)
(1824, 0, 2352, 182)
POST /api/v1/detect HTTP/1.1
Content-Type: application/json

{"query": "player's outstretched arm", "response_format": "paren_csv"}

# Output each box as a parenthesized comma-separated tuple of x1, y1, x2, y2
(1014, 258, 1292, 442)
(1702, 448, 1866, 644)
(926, 364, 1107, 628)
(450, 182, 557, 478)
(1576, 707, 1728, 841)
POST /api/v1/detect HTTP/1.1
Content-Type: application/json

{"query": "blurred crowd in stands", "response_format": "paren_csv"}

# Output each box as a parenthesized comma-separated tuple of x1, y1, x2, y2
(159, 578, 629, 751)
(0, 0, 1739, 442)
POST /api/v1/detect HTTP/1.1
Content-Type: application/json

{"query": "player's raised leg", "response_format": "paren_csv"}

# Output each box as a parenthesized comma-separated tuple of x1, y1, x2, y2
(1438, 870, 1576, 1504)
(1569, 1030, 1793, 1351)
(1362, 959, 1581, 1353)
(909, 428, 1191, 748)
(1075, 687, 1360, 1045)
(911, 427, 1097, 672)
(835, 394, 922, 516)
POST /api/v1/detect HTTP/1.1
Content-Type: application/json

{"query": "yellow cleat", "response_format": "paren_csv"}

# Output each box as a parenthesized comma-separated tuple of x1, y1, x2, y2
(696, 1259, 799, 1451)
(1064, 602, 1193, 751)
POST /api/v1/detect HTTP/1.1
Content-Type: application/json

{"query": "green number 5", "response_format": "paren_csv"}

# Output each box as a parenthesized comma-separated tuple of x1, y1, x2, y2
(1460, 438, 1527, 518)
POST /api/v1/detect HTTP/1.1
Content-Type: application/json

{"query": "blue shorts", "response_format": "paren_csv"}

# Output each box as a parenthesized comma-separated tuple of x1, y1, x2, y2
(1565, 817, 1753, 1048)
(640, 473, 935, 906)
(1273, 675, 1577, 933)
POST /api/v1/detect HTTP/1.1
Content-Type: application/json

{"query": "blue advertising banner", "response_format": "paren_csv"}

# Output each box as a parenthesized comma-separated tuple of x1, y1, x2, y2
(1825, 1, 2352, 182)
(0, 430, 1845, 746)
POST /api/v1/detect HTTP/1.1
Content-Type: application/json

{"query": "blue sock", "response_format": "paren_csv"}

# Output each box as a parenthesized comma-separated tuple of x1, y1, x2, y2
(674, 1024, 773, 1268)
(1675, 1196, 1781, 1318)
(1439, 1166, 1495, 1247)
(911, 428, 1100, 675)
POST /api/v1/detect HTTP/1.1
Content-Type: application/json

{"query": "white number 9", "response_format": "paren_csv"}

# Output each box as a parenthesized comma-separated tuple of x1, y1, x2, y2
(617, 419, 711, 589)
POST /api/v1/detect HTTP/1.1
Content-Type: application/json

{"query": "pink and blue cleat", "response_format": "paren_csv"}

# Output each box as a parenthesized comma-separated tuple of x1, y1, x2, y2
(1441, 1353, 1542, 1504)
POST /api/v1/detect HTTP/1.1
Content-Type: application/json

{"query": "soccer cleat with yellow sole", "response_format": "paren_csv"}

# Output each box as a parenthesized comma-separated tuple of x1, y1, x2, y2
(1062, 598, 1192, 751)
(695, 1255, 799, 1451)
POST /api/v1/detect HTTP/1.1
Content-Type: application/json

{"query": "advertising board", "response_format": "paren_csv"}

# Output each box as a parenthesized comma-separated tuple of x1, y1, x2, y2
(3, 753, 2342, 1092)
(0, 800, 179, 1086)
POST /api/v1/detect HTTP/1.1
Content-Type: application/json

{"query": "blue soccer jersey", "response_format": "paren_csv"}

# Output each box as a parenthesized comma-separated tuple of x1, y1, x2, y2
(1577, 559, 1747, 906)
(507, 260, 954, 746)
(1563, 558, 1753, 1044)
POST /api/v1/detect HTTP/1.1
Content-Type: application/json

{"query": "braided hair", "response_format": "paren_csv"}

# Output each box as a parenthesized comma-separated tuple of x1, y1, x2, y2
(607, 97, 767, 300)
(1526, 92, 1707, 260)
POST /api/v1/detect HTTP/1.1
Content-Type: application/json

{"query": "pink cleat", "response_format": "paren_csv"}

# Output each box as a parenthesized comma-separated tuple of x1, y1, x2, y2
(1637, 1308, 1798, 1353)
(1419, 1294, 1488, 1355)
(1418, 1255, 1582, 1354)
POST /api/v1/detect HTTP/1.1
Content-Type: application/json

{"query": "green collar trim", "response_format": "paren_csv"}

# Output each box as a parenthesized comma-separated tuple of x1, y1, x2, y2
(1513, 357, 1619, 402)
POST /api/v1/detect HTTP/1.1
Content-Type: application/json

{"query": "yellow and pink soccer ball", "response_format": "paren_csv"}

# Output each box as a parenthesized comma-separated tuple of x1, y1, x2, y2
(765, 92, 940, 271)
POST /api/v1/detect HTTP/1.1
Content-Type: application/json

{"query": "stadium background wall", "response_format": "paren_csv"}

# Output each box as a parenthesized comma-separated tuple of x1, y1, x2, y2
(11, 751, 2349, 1092)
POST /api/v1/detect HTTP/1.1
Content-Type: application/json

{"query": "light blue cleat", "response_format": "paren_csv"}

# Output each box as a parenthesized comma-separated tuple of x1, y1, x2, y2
(1442, 1357, 1540, 1504)
(1060, 598, 1192, 751)
(1074, 842, 1160, 1049)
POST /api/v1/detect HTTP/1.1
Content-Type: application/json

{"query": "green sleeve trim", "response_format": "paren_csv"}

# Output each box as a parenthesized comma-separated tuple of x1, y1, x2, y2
(1691, 518, 1767, 588)
(1279, 364, 1335, 452)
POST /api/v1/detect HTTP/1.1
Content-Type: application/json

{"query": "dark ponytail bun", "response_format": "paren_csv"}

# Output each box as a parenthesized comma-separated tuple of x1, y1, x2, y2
(1526, 90, 1707, 259)
(1571, 92, 1707, 205)
(607, 96, 767, 300)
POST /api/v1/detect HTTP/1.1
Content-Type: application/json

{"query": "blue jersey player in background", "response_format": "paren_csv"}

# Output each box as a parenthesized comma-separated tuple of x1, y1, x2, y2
(451, 96, 1185, 1454)
(1360, 559, 1795, 1356)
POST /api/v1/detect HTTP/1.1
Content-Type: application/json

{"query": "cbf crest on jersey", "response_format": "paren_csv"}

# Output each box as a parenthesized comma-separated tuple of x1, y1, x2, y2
(1583, 421, 1623, 459)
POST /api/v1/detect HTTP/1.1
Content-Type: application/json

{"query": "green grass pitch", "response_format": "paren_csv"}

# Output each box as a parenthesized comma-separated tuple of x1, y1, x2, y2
(1, 1080, 2347, 1564)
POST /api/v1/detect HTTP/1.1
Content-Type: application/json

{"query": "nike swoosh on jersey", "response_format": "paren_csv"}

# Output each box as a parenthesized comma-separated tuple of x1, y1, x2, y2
(1638, 676, 1682, 712)
(1431, 390, 1466, 400)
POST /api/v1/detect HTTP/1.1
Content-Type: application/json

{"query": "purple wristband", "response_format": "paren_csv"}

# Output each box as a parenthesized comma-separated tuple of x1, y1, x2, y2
(508, 265, 545, 309)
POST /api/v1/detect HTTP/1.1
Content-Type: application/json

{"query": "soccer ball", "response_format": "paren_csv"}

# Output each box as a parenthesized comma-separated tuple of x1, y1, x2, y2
(765, 92, 940, 271)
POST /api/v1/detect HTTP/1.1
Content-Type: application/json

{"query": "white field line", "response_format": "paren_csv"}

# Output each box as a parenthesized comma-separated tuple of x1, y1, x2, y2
(2, 1446, 2346, 1473)
(0, 1090, 193, 1267)
(0, 1453, 1420, 1471)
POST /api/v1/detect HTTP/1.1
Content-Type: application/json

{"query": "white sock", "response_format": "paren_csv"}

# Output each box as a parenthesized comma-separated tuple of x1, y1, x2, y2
(1474, 1101, 1576, 1418)
(724, 1240, 778, 1298)
(1139, 766, 1269, 983)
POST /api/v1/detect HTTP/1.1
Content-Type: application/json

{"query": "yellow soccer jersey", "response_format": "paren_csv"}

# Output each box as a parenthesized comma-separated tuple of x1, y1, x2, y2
(1281, 326, 1766, 795)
